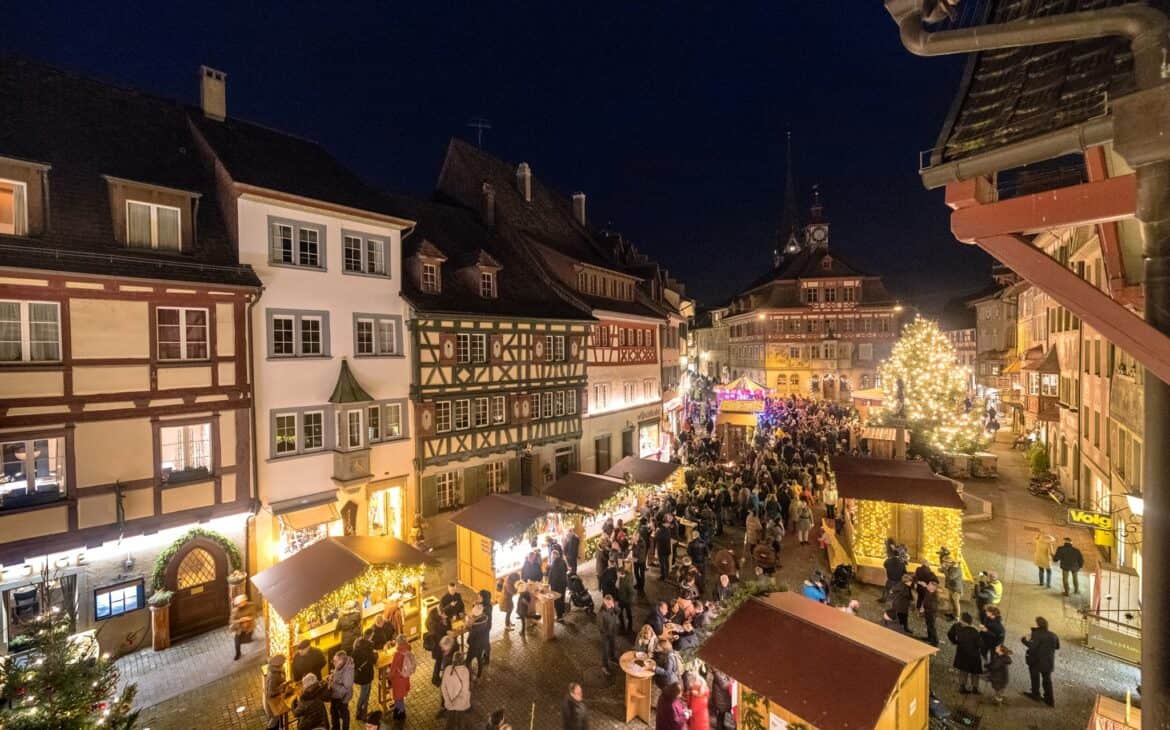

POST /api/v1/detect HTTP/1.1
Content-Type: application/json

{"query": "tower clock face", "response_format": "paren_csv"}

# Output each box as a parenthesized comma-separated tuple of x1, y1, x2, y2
(811, 226, 828, 243)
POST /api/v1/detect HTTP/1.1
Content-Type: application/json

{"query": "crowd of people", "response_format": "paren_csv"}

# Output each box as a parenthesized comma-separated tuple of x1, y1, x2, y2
(259, 391, 1071, 728)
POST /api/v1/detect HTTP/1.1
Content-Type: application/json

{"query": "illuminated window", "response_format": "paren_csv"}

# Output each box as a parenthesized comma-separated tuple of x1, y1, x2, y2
(480, 271, 497, 298)
(94, 579, 144, 621)
(0, 179, 28, 236)
(486, 461, 508, 494)
(421, 263, 440, 292)
(436, 471, 460, 509)
(1, 436, 66, 505)
(0, 300, 60, 362)
(159, 423, 211, 482)
(565, 390, 577, 415)
(126, 201, 181, 251)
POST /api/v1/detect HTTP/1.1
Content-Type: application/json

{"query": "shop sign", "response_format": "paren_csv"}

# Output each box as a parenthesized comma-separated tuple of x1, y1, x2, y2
(1, 551, 88, 581)
(1068, 509, 1113, 531)
(1087, 621, 1141, 665)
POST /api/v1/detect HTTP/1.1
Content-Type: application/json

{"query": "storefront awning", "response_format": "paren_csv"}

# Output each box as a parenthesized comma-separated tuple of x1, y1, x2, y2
(448, 494, 557, 544)
(251, 536, 428, 622)
(544, 471, 627, 511)
(698, 593, 936, 730)
(831, 455, 965, 509)
(276, 502, 340, 532)
(604, 456, 678, 485)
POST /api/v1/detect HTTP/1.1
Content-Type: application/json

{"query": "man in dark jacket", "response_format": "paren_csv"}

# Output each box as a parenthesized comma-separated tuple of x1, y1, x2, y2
(654, 522, 673, 578)
(597, 595, 620, 675)
(1052, 537, 1084, 596)
(561, 682, 589, 730)
(548, 550, 569, 621)
(351, 630, 377, 721)
(947, 613, 983, 694)
(292, 673, 329, 730)
(913, 559, 939, 612)
(439, 582, 466, 625)
(563, 530, 581, 574)
(919, 580, 940, 647)
(1022, 616, 1061, 706)
(882, 549, 906, 603)
(646, 601, 668, 637)
(291, 639, 327, 683)
(889, 574, 914, 633)
(630, 534, 648, 592)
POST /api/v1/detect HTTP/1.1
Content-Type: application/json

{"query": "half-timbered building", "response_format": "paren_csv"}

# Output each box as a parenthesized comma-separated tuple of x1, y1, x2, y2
(398, 196, 593, 545)
(188, 69, 417, 569)
(0, 59, 261, 653)
(436, 139, 672, 476)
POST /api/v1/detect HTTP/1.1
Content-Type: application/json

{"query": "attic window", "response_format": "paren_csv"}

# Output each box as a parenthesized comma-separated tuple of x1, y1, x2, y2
(127, 201, 181, 251)
(422, 262, 440, 293)
(479, 271, 497, 299)
(0, 180, 28, 236)
(821, 256, 832, 271)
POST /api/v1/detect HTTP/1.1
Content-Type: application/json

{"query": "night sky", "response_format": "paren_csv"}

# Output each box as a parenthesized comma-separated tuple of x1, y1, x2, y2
(8, 2, 993, 307)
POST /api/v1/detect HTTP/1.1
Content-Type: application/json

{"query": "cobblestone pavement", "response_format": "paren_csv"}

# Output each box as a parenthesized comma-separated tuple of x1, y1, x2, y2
(136, 445, 1138, 729)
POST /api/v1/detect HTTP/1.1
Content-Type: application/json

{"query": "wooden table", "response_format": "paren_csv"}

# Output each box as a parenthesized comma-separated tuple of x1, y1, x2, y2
(531, 590, 560, 641)
(376, 650, 395, 708)
(620, 650, 656, 724)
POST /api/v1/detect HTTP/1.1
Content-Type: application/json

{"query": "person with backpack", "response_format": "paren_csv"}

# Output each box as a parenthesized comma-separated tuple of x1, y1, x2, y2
(440, 651, 472, 729)
(389, 635, 415, 721)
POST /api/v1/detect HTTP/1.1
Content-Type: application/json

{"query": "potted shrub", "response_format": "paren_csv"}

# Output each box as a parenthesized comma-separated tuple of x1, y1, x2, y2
(227, 569, 248, 601)
(148, 590, 173, 651)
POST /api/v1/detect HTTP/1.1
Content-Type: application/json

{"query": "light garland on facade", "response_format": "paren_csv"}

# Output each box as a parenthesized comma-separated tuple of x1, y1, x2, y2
(877, 315, 986, 454)
(854, 500, 892, 559)
(921, 506, 964, 566)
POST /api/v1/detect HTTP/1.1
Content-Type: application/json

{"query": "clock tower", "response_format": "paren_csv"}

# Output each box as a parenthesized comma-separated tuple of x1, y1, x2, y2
(805, 185, 829, 250)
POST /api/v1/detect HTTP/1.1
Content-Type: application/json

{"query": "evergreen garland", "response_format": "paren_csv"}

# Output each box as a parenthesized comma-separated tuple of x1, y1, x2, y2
(149, 528, 242, 591)
(0, 612, 138, 729)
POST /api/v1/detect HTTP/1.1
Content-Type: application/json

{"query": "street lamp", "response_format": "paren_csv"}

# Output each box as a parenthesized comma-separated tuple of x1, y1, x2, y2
(1127, 493, 1145, 518)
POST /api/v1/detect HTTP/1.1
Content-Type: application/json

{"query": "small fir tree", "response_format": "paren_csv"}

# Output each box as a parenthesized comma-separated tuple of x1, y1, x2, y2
(878, 315, 986, 455)
(0, 610, 138, 729)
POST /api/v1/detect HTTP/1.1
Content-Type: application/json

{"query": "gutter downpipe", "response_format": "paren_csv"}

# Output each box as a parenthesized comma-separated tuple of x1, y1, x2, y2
(885, 1, 1170, 723)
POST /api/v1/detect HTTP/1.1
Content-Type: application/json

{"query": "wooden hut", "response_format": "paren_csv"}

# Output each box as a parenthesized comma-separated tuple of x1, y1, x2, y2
(447, 493, 559, 595)
(699, 592, 936, 730)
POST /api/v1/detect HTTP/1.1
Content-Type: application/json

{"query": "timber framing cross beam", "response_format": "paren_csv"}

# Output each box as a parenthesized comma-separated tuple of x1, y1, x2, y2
(945, 176, 1170, 386)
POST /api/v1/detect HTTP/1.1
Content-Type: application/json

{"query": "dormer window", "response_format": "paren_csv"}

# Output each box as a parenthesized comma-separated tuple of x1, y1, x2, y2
(0, 179, 28, 236)
(127, 201, 181, 250)
(480, 270, 497, 298)
(821, 256, 833, 271)
(422, 263, 440, 293)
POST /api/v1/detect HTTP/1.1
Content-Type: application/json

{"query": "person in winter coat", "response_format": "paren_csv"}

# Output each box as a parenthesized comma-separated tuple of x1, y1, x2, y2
(351, 630, 377, 722)
(655, 523, 674, 578)
(293, 673, 330, 730)
(230, 594, 256, 661)
(744, 511, 763, 555)
(548, 550, 569, 620)
(631, 533, 648, 592)
(687, 675, 710, 730)
(913, 560, 939, 612)
(822, 483, 839, 520)
(635, 624, 659, 656)
(562, 682, 589, 730)
(389, 635, 414, 721)
(501, 571, 519, 629)
(942, 558, 963, 620)
(653, 641, 681, 690)
(987, 644, 1013, 704)
(263, 654, 287, 730)
(521, 550, 544, 583)
(466, 603, 491, 678)
(516, 582, 535, 640)
(889, 574, 914, 633)
(291, 640, 327, 683)
(655, 681, 690, 730)
(616, 568, 636, 632)
(1052, 537, 1084, 596)
(710, 670, 732, 725)
(563, 530, 581, 574)
(426, 608, 448, 686)
(598, 595, 621, 675)
(440, 652, 472, 729)
(1033, 533, 1055, 588)
(794, 501, 814, 545)
(947, 612, 984, 694)
(382, 597, 405, 640)
(979, 605, 1006, 665)
(335, 601, 363, 660)
(882, 549, 907, 603)
(370, 614, 393, 651)
(919, 580, 940, 646)
(328, 649, 355, 730)
(1022, 616, 1061, 706)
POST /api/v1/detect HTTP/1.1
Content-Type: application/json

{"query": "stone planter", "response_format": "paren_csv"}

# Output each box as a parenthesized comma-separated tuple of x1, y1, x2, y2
(150, 603, 171, 651)
(227, 571, 248, 602)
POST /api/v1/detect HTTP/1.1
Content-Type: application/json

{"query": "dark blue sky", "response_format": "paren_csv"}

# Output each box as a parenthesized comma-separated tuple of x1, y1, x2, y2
(8, 1, 993, 306)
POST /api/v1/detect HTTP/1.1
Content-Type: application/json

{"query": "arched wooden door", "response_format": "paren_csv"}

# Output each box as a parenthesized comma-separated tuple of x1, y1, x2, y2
(164, 537, 230, 641)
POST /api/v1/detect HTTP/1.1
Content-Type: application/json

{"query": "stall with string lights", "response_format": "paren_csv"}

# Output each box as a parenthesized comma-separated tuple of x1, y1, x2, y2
(830, 455, 969, 585)
(447, 493, 562, 596)
(714, 376, 769, 460)
(250, 535, 428, 664)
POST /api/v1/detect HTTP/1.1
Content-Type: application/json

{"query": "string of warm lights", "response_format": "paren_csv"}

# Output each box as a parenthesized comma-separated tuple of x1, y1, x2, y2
(853, 500, 893, 558)
(877, 315, 986, 454)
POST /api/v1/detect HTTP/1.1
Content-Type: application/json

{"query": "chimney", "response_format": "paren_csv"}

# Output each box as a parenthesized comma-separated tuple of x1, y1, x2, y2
(200, 66, 227, 121)
(572, 192, 586, 226)
(516, 162, 532, 203)
(481, 182, 496, 227)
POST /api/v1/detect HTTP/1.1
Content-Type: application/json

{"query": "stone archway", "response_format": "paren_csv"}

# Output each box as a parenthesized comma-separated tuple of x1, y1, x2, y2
(163, 536, 230, 641)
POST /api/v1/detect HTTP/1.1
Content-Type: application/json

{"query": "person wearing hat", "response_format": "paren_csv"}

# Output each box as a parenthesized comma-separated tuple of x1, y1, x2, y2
(292, 672, 329, 730)
(292, 639, 327, 683)
(1052, 537, 1085, 596)
(263, 655, 288, 730)
(229, 593, 255, 661)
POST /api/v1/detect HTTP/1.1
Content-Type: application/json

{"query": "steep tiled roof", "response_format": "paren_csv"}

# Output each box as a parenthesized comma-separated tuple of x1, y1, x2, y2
(0, 57, 259, 287)
(931, 0, 1170, 165)
(397, 195, 593, 320)
(190, 114, 408, 220)
(437, 138, 622, 270)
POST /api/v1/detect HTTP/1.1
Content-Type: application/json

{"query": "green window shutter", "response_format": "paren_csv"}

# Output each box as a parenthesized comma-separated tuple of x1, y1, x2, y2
(464, 465, 487, 505)
(420, 475, 438, 517)
(508, 458, 521, 493)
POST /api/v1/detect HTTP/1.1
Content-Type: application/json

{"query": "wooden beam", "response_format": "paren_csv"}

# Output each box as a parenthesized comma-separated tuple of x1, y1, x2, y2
(949, 175, 1138, 242)
(1084, 145, 1139, 305)
(976, 234, 1170, 386)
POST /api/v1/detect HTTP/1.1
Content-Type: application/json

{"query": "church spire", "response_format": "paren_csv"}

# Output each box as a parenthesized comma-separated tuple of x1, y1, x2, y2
(775, 131, 802, 265)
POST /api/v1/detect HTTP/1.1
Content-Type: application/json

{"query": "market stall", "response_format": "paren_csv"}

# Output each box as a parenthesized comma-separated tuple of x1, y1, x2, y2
(698, 592, 936, 730)
(830, 455, 968, 585)
(603, 456, 684, 493)
(544, 471, 636, 538)
(860, 425, 909, 459)
(714, 376, 768, 460)
(851, 387, 887, 422)
(447, 493, 561, 596)
(250, 535, 428, 664)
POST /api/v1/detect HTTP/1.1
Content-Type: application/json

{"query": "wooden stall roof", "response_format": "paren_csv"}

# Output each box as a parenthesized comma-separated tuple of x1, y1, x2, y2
(831, 455, 965, 510)
(861, 426, 910, 444)
(251, 536, 429, 622)
(604, 456, 678, 485)
(698, 593, 936, 730)
(544, 471, 627, 511)
(448, 493, 557, 544)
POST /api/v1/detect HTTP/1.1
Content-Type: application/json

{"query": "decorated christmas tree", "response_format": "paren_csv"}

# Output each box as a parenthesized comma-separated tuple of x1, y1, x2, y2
(0, 610, 138, 729)
(878, 315, 986, 455)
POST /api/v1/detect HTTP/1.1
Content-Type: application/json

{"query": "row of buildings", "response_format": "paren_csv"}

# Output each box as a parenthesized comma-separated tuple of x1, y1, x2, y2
(0, 59, 691, 651)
